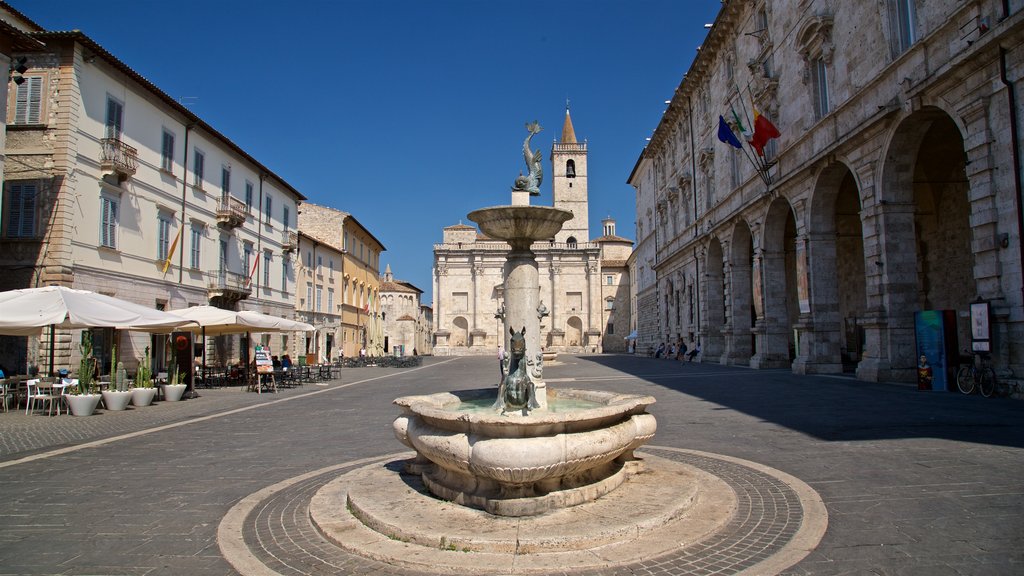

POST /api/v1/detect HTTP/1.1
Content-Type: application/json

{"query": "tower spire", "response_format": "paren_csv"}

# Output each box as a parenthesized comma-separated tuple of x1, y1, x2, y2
(561, 102, 577, 144)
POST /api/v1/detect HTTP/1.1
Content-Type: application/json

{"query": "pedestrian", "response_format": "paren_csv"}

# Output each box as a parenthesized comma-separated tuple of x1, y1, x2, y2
(677, 339, 688, 361)
(654, 342, 665, 358)
(498, 345, 506, 379)
(687, 341, 700, 362)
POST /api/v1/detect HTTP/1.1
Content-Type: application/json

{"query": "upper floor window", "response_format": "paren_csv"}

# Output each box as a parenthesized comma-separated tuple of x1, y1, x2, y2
(100, 195, 119, 249)
(157, 213, 172, 261)
(193, 149, 205, 188)
(811, 57, 830, 119)
(13, 76, 43, 125)
(264, 195, 273, 225)
(889, 0, 917, 55)
(221, 166, 231, 196)
(4, 181, 38, 238)
(105, 96, 123, 139)
(189, 224, 202, 269)
(161, 129, 175, 172)
(243, 242, 253, 278)
(282, 205, 290, 231)
(567, 236, 577, 248)
(263, 250, 272, 285)
(245, 180, 254, 211)
(605, 275, 614, 286)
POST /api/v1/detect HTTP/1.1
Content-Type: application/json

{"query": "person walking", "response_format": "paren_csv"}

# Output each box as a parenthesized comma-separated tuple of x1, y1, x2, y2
(498, 346, 506, 380)
(687, 341, 701, 362)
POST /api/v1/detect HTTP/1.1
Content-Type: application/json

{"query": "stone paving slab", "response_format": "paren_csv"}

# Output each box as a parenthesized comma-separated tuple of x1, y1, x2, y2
(0, 355, 1021, 575)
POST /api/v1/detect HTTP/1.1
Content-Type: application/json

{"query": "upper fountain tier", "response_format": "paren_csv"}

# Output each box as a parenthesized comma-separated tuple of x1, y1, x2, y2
(467, 205, 573, 246)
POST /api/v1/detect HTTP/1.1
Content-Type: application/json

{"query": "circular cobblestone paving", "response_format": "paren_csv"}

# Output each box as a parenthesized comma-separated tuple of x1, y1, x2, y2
(219, 447, 826, 575)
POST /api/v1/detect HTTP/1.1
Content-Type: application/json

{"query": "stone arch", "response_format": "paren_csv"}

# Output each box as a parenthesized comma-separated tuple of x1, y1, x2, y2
(724, 221, 754, 364)
(451, 316, 469, 347)
(566, 316, 583, 349)
(803, 160, 865, 373)
(756, 197, 799, 368)
(703, 236, 726, 361)
(869, 106, 973, 380)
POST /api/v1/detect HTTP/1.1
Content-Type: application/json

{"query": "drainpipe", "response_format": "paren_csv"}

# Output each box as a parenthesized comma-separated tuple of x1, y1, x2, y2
(1001, 47, 1024, 303)
(178, 124, 191, 284)
(256, 174, 265, 297)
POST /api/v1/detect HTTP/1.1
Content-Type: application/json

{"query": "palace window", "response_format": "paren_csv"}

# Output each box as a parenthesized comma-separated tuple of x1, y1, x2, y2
(157, 213, 172, 261)
(889, 0, 917, 55)
(190, 224, 202, 269)
(193, 149, 205, 188)
(13, 76, 44, 125)
(100, 195, 119, 249)
(161, 129, 174, 172)
(5, 181, 38, 238)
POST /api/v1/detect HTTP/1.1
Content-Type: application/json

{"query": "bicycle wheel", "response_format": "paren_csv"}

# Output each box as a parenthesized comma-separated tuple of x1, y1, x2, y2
(956, 366, 975, 394)
(978, 368, 996, 398)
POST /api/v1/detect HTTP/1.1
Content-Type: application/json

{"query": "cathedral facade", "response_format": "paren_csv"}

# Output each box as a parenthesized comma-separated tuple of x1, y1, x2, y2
(432, 111, 632, 355)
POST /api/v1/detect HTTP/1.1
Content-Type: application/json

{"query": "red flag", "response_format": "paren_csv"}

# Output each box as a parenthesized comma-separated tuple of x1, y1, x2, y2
(748, 109, 780, 156)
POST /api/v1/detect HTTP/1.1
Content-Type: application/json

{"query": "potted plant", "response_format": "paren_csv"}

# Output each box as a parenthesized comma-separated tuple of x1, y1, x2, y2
(130, 346, 157, 407)
(66, 331, 102, 416)
(100, 345, 132, 411)
(161, 364, 187, 402)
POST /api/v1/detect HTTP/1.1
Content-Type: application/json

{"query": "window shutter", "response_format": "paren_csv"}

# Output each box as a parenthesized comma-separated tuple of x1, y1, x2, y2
(8, 185, 23, 236)
(14, 78, 42, 125)
(21, 183, 36, 236)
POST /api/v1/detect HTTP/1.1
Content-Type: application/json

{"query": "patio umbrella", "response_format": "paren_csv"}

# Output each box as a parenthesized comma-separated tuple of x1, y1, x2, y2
(166, 306, 313, 381)
(0, 286, 196, 374)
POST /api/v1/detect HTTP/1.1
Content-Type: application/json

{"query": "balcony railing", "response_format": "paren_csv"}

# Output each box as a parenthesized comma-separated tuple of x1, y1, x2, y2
(100, 137, 138, 181)
(216, 196, 248, 229)
(282, 230, 297, 252)
(206, 270, 251, 302)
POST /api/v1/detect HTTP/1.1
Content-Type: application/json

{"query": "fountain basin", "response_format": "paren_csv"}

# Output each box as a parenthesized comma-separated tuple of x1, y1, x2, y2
(393, 388, 657, 516)
(467, 205, 573, 244)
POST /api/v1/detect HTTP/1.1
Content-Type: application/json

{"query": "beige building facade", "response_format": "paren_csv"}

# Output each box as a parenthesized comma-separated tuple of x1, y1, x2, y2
(630, 0, 1024, 384)
(298, 202, 385, 358)
(0, 11, 304, 374)
(433, 110, 633, 356)
(379, 265, 432, 356)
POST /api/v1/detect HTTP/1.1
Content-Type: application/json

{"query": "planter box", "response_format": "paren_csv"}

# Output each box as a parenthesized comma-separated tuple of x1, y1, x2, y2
(66, 393, 101, 416)
(101, 390, 133, 411)
(131, 387, 157, 407)
(162, 384, 187, 402)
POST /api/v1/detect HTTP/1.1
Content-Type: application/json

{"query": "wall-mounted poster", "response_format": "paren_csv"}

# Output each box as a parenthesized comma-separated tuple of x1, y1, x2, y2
(914, 310, 958, 392)
(970, 301, 991, 353)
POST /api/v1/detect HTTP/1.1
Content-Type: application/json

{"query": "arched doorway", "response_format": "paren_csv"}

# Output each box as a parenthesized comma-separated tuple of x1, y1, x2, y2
(805, 162, 865, 373)
(756, 198, 799, 368)
(566, 316, 583, 351)
(724, 223, 754, 365)
(703, 238, 725, 361)
(872, 107, 972, 380)
(451, 316, 469, 348)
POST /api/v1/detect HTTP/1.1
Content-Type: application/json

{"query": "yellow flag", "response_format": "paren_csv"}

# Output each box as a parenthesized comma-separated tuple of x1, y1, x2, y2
(162, 226, 182, 274)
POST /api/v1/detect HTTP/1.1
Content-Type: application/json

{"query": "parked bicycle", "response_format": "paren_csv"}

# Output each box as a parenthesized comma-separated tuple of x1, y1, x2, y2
(956, 351, 1003, 397)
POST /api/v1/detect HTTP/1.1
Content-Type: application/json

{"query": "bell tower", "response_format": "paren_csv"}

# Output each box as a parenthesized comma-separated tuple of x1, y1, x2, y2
(551, 105, 589, 243)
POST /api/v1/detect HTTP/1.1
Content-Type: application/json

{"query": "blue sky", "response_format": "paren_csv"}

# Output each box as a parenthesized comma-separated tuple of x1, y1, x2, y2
(31, 0, 721, 303)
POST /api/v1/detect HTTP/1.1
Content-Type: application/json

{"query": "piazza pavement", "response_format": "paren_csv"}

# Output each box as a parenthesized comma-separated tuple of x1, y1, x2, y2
(0, 354, 1021, 575)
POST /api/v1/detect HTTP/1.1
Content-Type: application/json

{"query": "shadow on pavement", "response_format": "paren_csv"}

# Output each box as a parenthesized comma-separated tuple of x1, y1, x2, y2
(570, 354, 1024, 449)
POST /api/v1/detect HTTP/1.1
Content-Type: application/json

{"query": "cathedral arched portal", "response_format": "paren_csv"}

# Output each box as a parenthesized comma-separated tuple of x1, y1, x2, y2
(861, 106, 973, 382)
(566, 316, 583, 351)
(451, 316, 469, 348)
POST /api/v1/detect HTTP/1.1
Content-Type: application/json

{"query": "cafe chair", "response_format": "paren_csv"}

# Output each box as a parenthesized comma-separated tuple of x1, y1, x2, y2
(25, 379, 58, 416)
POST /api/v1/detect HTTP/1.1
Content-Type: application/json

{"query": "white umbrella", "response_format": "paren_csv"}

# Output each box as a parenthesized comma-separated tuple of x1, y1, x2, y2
(0, 286, 194, 335)
(167, 306, 313, 381)
(0, 286, 196, 376)
(167, 305, 313, 336)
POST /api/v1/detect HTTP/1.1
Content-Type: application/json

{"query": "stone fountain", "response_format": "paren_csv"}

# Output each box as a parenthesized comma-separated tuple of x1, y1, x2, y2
(278, 122, 825, 575)
(392, 122, 657, 516)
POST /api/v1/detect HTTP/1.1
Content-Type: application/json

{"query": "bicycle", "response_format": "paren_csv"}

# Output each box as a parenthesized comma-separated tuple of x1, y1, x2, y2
(956, 352, 1000, 397)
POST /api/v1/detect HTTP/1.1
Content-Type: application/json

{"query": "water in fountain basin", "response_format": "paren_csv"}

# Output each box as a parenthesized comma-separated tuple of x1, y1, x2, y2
(454, 396, 604, 414)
